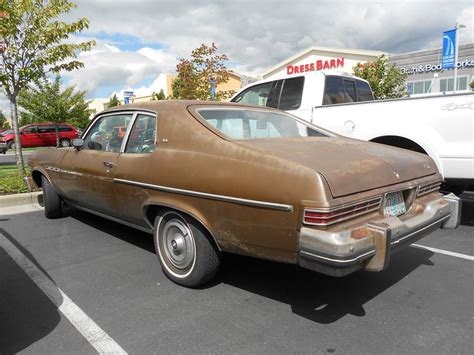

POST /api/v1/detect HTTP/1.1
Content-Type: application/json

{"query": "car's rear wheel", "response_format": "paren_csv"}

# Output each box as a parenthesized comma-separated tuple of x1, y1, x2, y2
(59, 138, 71, 147)
(154, 211, 220, 288)
(42, 175, 63, 219)
(7, 141, 14, 149)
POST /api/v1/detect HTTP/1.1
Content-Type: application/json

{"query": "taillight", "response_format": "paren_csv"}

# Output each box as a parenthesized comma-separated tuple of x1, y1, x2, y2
(304, 196, 382, 226)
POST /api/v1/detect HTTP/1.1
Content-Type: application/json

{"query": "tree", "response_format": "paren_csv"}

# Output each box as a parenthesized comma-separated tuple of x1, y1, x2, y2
(0, 0, 94, 177)
(107, 94, 121, 108)
(353, 55, 408, 99)
(151, 89, 166, 101)
(0, 110, 9, 128)
(18, 75, 92, 145)
(172, 43, 234, 101)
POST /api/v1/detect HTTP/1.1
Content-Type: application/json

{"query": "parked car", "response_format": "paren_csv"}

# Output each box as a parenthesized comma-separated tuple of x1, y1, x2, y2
(28, 101, 460, 287)
(231, 72, 474, 194)
(0, 123, 77, 149)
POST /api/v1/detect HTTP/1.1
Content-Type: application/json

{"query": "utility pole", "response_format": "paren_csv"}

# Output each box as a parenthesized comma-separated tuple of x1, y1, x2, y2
(453, 23, 465, 93)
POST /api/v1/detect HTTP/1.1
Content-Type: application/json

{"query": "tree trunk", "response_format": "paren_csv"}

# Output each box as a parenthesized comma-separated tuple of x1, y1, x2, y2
(9, 96, 26, 178)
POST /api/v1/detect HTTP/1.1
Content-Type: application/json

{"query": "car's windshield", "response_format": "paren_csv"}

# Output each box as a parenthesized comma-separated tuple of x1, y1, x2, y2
(197, 109, 328, 140)
(0, 129, 12, 136)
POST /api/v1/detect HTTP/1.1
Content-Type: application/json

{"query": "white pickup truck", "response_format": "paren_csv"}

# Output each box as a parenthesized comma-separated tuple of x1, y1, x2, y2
(231, 72, 474, 194)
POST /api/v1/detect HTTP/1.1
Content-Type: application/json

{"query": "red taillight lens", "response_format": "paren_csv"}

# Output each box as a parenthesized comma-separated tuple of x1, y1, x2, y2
(304, 196, 382, 226)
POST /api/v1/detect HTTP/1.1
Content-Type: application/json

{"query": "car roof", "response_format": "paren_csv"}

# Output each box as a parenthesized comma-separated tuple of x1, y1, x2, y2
(98, 100, 274, 116)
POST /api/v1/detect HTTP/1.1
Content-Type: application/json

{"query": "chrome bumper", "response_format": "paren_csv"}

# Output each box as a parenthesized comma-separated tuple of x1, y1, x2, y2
(298, 194, 461, 277)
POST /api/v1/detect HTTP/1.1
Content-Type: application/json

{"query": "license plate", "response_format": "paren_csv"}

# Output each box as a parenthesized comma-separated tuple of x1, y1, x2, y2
(383, 191, 406, 217)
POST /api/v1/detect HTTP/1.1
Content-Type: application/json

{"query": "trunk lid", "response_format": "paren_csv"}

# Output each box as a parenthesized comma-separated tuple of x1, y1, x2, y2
(240, 137, 436, 197)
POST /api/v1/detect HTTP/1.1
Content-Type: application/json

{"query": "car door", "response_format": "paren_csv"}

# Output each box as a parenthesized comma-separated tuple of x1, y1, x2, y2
(37, 125, 56, 146)
(113, 112, 157, 227)
(20, 125, 38, 147)
(58, 112, 134, 217)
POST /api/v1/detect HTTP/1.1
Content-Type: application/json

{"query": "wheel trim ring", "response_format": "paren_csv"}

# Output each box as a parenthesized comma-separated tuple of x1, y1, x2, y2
(155, 213, 197, 279)
(162, 220, 195, 271)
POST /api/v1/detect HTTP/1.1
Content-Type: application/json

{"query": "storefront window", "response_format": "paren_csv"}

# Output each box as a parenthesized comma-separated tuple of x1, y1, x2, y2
(409, 80, 432, 95)
(440, 77, 468, 92)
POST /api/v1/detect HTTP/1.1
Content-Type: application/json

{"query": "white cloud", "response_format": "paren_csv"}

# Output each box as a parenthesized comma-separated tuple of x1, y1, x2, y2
(61, 38, 176, 97)
(2, 1, 473, 115)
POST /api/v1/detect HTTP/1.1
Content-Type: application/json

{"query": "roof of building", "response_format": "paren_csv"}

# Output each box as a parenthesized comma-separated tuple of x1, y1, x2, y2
(261, 46, 387, 78)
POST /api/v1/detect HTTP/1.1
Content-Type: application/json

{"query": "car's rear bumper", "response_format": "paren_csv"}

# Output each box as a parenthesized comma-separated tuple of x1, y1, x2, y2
(298, 193, 461, 277)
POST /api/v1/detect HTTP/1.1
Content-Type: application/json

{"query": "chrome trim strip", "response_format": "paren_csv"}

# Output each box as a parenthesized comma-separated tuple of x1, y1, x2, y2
(300, 249, 375, 265)
(120, 112, 138, 153)
(82, 110, 156, 147)
(114, 178, 293, 212)
(391, 214, 450, 245)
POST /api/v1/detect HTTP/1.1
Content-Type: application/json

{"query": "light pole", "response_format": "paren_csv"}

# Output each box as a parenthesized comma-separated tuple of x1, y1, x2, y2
(453, 23, 465, 93)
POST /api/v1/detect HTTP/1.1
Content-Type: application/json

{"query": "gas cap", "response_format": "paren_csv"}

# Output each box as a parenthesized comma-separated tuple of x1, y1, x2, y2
(344, 120, 355, 133)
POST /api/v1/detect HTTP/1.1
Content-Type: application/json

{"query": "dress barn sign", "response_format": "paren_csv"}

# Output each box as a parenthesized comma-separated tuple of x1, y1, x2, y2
(287, 57, 345, 75)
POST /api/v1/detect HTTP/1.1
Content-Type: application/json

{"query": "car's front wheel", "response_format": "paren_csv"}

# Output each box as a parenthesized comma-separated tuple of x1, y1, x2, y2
(7, 141, 15, 149)
(154, 211, 220, 288)
(42, 175, 63, 219)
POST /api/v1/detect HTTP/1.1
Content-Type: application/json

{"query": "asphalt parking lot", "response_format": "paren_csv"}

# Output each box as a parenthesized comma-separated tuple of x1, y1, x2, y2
(1, 198, 473, 354)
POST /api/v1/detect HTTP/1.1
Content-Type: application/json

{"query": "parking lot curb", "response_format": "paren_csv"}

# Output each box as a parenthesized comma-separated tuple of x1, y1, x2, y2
(0, 191, 44, 215)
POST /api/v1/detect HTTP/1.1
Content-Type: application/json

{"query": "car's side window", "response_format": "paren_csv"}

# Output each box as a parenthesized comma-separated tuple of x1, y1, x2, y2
(232, 82, 273, 106)
(38, 125, 55, 133)
(83, 114, 133, 152)
(125, 114, 156, 154)
(22, 126, 37, 134)
(278, 77, 304, 110)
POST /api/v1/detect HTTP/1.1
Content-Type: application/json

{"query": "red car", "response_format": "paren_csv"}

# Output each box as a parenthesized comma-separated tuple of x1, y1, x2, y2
(0, 123, 78, 149)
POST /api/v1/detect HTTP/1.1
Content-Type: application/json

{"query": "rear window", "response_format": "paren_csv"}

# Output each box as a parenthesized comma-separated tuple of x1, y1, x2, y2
(278, 77, 304, 110)
(197, 109, 327, 140)
(323, 76, 345, 105)
(356, 80, 374, 101)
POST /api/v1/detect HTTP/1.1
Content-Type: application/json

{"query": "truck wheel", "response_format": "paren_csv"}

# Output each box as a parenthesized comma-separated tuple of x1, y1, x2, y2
(42, 175, 63, 219)
(7, 141, 15, 149)
(154, 211, 220, 288)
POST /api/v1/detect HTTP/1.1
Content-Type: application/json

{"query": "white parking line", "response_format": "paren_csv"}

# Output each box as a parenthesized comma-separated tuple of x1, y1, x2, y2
(0, 234, 127, 354)
(412, 244, 474, 261)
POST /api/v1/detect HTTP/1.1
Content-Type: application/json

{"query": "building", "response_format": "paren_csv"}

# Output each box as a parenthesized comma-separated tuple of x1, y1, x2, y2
(258, 43, 474, 96)
(88, 71, 250, 116)
(260, 46, 386, 80)
(389, 43, 474, 95)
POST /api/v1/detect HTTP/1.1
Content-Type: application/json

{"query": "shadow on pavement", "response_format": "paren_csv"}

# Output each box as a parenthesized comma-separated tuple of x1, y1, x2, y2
(218, 247, 434, 324)
(460, 192, 474, 226)
(0, 232, 62, 354)
(69, 207, 436, 324)
(69, 209, 155, 254)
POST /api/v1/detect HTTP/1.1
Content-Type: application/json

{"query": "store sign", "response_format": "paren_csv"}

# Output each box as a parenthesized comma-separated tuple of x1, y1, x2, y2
(442, 29, 456, 69)
(399, 59, 474, 74)
(287, 57, 344, 75)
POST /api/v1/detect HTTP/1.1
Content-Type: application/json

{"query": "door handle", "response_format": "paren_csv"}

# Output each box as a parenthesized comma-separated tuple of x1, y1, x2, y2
(103, 161, 116, 169)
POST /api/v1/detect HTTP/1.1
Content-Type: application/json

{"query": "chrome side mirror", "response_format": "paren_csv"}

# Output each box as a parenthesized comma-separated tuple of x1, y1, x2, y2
(72, 138, 84, 150)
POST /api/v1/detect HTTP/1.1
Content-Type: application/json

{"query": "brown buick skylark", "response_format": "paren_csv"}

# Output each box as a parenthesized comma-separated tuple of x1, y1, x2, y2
(28, 101, 461, 287)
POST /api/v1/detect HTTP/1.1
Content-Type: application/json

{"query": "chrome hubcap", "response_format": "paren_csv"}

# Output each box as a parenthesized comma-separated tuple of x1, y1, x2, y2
(162, 218, 195, 271)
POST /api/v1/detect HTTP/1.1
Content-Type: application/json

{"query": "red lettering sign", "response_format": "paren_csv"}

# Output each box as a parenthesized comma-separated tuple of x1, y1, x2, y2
(286, 57, 345, 75)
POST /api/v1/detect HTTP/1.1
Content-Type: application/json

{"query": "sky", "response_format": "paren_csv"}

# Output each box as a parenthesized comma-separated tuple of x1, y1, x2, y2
(1, 0, 473, 114)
